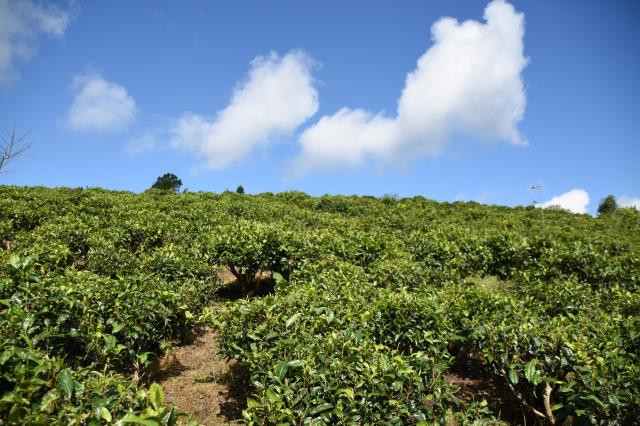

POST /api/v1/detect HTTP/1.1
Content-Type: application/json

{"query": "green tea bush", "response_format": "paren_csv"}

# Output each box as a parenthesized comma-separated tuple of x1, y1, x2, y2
(206, 221, 285, 286)
(1, 185, 638, 424)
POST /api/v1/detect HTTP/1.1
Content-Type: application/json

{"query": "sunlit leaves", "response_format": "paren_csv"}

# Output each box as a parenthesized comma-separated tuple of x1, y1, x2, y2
(1, 185, 639, 424)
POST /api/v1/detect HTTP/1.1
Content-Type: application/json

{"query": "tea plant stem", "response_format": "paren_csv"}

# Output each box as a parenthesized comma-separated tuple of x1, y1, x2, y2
(497, 367, 546, 420)
(543, 383, 556, 425)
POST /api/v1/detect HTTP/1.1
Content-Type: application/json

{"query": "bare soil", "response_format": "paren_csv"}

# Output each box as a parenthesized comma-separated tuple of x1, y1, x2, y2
(148, 268, 253, 425)
(150, 329, 249, 425)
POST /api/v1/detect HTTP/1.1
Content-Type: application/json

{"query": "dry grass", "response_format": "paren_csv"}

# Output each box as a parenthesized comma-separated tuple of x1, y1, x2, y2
(216, 268, 236, 285)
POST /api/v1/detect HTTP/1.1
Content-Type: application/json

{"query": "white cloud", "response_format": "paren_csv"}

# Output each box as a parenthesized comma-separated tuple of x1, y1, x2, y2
(170, 50, 318, 171)
(0, 0, 75, 85)
(537, 189, 590, 214)
(125, 131, 157, 155)
(619, 196, 640, 210)
(291, 0, 527, 174)
(66, 73, 137, 132)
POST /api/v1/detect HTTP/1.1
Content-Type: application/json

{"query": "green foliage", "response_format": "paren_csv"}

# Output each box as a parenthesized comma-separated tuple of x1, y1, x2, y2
(0, 256, 201, 424)
(206, 221, 286, 285)
(211, 268, 466, 424)
(598, 194, 618, 215)
(150, 173, 182, 193)
(236, 185, 245, 194)
(0, 185, 639, 424)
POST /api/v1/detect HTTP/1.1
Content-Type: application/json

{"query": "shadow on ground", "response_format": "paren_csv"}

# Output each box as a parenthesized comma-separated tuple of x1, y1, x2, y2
(445, 358, 535, 425)
(214, 269, 276, 301)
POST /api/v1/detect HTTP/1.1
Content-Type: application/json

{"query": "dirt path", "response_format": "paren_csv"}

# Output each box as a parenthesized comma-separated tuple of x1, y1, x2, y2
(151, 329, 249, 425)
(150, 268, 250, 425)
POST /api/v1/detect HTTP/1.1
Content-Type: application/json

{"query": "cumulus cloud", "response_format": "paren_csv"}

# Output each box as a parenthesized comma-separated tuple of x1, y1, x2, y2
(292, 0, 527, 174)
(66, 73, 138, 132)
(619, 196, 640, 210)
(537, 189, 590, 214)
(0, 0, 75, 85)
(170, 50, 318, 171)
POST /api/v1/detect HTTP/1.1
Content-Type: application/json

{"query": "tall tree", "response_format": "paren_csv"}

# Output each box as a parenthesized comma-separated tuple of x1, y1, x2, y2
(597, 195, 617, 215)
(151, 173, 182, 192)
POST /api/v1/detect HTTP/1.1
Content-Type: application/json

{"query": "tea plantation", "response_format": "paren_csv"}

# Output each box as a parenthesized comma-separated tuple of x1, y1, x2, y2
(1, 186, 638, 425)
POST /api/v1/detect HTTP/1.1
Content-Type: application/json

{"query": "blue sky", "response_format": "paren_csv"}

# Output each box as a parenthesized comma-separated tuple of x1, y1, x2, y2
(0, 0, 638, 214)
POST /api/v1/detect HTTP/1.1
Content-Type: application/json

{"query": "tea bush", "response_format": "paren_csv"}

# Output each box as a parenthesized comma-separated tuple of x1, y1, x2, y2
(0, 185, 638, 424)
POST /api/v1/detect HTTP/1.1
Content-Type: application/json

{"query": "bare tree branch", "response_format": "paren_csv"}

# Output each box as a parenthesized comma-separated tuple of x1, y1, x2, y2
(0, 124, 31, 173)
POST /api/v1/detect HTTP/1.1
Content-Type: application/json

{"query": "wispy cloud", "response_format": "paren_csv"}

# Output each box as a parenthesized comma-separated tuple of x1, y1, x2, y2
(170, 50, 318, 171)
(124, 131, 157, 155)
(65, 73, 138, 132)
(537, 189, 590, 214)
(0, 0, 76, 85)
(291, 0, 528, 174)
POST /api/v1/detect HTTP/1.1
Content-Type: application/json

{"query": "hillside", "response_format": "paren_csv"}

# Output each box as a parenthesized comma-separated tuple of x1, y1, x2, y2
(1, 186, 639, 424)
